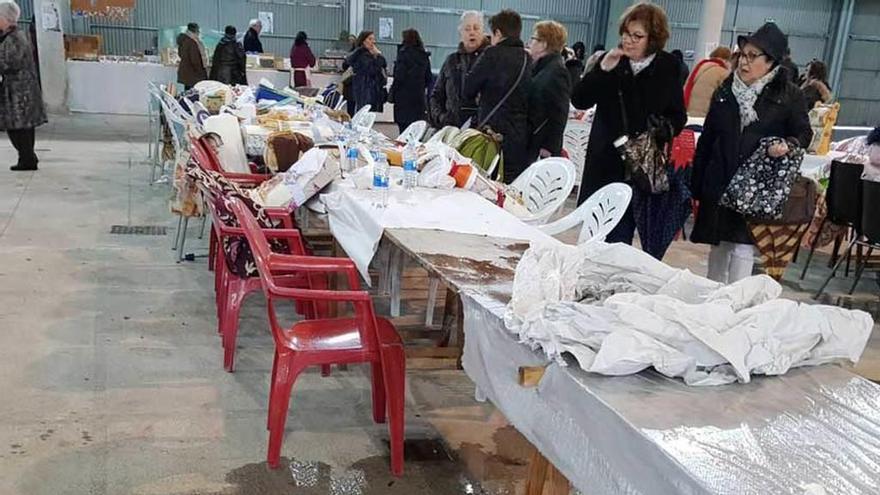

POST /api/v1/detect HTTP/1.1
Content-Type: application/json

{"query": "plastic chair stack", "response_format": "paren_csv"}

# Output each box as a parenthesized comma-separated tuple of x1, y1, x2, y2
(227, 197, 406, 475)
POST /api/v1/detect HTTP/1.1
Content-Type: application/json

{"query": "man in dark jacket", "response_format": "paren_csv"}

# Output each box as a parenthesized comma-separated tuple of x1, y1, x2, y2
(429, 11, 488, 128)
(210, 26, 247, 85)
(463, 9, 531, 183)
(243, 19, 263, 54)
(527, 21, 572, 163)
(177, 23, 207, 90)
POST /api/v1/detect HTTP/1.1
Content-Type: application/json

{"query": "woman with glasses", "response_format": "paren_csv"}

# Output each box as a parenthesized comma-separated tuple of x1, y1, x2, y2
(571, 2, 686, 250)
(526, 20, 572, 163)
(690, 22, 812, 283)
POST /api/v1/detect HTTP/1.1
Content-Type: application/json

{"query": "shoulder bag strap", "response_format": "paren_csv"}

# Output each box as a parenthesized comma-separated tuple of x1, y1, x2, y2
(478, 52, 528, 129)
(617, 88, 630, 137)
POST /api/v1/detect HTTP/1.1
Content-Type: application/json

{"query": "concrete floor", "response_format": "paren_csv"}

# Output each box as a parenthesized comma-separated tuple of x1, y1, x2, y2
(0, 115, 878, 495)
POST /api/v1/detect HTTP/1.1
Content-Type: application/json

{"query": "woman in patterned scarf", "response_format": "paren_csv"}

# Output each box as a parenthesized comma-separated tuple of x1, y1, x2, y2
(690, 22, 812, 283)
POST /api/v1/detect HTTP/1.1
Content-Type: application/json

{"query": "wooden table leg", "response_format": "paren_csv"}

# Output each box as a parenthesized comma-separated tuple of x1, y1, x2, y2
(525, 449, 571, 495)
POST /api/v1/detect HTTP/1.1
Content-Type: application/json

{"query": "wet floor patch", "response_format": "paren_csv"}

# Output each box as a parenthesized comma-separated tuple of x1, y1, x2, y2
(213, 446, 497, 495)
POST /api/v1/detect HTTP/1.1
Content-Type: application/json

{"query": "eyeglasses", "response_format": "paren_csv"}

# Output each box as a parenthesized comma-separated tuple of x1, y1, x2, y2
(530, 36, 544, 43)
(622, 31, 647, 43)
(740, 51, 766, 64)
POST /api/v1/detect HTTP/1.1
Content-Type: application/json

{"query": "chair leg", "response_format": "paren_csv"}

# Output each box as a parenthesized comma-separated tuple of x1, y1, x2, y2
(380, 344, 406, 477)
(425, 276, 440, 327)
(222, 282, 249, 372)
(370, 361, 387, 424)
(172, 215, 183, 250)
(268, 350, 280, 430)
(849, 246, 874, 295)
(800, 217, 826, 280)
(389, 249, 403, 318)
(177, 217, 190, 262)
(198, 215, 207, 240)
(321, 364, 332, 377)
(208, 229, 217, 273)
(267, 356, 303, 469)
(815, 237, 859, 299)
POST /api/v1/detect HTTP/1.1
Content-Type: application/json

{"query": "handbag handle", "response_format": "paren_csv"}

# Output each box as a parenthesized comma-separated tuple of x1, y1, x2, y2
(478, 53, 528, 129)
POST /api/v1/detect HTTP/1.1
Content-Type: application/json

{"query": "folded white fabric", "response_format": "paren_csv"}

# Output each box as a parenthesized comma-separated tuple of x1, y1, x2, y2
(506, 242, 874, 386)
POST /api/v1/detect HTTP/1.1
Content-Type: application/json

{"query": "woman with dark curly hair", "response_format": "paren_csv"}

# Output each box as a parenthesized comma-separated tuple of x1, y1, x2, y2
(571, 2, 686, 251)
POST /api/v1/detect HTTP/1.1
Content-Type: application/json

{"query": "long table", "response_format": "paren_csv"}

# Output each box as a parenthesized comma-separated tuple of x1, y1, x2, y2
(322, 184, 880, 494)
(383, 228, 880, 495)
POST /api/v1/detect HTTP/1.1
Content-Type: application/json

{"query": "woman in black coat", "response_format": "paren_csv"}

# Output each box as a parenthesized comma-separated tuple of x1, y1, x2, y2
(691, 22, 812, 284)
(210, 26, 247, 86)
(390, 29, 432, 134)
(526, 21, 572, 163)
(345, 31, 388, 113)
(429, 11, 488, 129)
(571, 3, 686, 245)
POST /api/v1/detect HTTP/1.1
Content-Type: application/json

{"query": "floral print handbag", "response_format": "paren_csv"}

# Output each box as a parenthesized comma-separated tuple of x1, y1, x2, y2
(720, 137, 806, 221)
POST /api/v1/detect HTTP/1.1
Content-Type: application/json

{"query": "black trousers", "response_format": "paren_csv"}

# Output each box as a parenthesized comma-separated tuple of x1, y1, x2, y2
(7, 128, 37, 168)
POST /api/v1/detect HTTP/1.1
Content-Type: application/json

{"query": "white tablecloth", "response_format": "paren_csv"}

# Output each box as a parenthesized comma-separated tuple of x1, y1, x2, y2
(322, 185, 559, 281)
(461, 290, 880, 495)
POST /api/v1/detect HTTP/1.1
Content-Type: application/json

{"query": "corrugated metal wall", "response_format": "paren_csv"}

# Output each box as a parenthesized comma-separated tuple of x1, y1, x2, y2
(69, 0, 349, 59)
(837, 0, 880, 126)
(607, 0, 835, 65)
(718, 0, 835, 66)
(17, 0, 34, 25)
(364, 0, 598, 70)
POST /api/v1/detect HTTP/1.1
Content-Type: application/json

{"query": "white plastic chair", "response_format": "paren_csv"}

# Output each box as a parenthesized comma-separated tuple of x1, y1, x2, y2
(563, 119, 591, 188)
(397, 120, 427, 143)
(351, 106, 375, 129)
(427, 125, 460, 144)
(146, 82, 165, 183)
(539, 183, 632, 244)
(509, 157, 577, 225)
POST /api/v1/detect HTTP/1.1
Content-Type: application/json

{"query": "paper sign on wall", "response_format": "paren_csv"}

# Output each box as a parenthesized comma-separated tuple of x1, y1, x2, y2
(379, 17, 393, 40)
(41, 1, 62, 32)
(258, 11, 274, 34)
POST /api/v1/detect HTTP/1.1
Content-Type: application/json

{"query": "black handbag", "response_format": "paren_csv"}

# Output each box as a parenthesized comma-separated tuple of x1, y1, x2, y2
(616, 90, 670, 194)
(720, 137, 807, 221)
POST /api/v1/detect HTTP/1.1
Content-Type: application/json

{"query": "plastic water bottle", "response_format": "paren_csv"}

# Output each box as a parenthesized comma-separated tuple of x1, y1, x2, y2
(403, 140, 418, 191)
(345, 146, 358, 175)
(373, 152, 390, 208)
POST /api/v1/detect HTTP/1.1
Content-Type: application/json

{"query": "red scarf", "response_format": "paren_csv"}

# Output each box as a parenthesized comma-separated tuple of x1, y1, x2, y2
(683, 58, 727, 107)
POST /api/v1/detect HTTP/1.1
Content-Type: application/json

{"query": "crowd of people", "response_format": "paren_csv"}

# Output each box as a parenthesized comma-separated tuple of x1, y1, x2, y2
(4, 0, 880, 287)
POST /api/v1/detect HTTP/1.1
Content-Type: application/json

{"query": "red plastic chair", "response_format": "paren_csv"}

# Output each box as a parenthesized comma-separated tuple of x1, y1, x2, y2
(227, 197, 406, 476)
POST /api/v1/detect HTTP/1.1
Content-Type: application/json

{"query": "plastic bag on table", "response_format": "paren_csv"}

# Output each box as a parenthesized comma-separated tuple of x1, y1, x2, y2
(249, 148, 335, 208)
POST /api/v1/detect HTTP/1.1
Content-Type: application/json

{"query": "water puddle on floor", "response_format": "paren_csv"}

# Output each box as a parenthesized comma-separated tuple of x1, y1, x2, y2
(218, 438, 502, 494)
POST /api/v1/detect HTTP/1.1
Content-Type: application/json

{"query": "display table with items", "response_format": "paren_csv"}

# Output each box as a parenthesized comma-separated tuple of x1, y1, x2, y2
(67, 59, 342, 116)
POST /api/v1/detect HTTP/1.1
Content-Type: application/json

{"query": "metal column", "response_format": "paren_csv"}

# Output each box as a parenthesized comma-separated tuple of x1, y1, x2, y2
(696, 0, 727, 57)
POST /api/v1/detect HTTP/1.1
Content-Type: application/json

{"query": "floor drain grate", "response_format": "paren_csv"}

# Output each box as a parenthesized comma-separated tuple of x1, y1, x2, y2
(110, 225, 167, 236)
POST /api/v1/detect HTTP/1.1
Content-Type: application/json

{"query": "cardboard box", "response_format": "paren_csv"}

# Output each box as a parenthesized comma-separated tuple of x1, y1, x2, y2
(64, 34, 102, 61)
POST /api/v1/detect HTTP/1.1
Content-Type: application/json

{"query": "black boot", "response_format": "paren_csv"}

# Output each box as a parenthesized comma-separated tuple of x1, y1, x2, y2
(10, 155, 38, 171)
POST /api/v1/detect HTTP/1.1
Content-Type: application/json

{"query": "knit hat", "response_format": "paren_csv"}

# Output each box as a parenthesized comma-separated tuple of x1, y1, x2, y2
(737, 22, 788, 64)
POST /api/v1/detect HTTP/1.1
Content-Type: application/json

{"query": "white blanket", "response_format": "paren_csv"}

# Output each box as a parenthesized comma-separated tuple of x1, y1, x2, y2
(506, 242, 874, 386)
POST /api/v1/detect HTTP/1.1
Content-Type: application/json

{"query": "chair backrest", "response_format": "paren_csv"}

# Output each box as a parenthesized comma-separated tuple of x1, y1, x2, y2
(397, 120, 427, 144)
(159, 98, 189, 154)
(226, 197, 379, 350)
(539, 183, 632, 244)
(509, 157, 577, 225)
(862, 180, 880, 243)
(827, 160, 864, 229)
(190, 138, 221, 173)
(351, 106, 374, 128)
